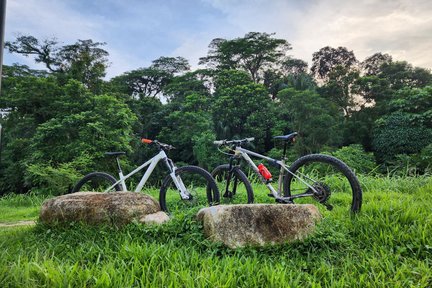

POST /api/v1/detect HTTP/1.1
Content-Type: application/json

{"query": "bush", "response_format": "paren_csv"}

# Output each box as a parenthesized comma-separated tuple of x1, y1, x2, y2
(192, 131, 225, 171)
(418, 144, 432, 173)
(331, 144, 377, 174)
(386, 144, 432, 176)
(25, 163, 82, 195)
(372, 112, 432, 163)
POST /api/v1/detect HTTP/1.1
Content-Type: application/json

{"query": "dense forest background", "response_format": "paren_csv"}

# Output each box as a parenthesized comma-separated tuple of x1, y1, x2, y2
(0, 32, 431, 195)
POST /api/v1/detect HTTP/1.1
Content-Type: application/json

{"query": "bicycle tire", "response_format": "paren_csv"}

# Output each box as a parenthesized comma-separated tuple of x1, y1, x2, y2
(210, 164, 254, 204)
(283, 154, 362, 213)
(71, 172, 122, 193)
(159, 166, 220, 214)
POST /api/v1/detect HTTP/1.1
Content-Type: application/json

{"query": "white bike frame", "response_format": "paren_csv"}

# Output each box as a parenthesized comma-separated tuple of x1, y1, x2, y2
(104, 150, 191, 199)
(234, 146, 317, 199)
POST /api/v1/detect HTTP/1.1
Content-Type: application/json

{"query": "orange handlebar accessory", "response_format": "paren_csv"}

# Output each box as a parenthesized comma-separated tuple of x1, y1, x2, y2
(141, 138, 153, 144)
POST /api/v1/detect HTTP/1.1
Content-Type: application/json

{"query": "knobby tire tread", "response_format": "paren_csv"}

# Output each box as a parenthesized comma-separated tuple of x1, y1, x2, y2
(283, 154, 362, 213)
(211, 164, 254, 204)
(159, 166, 220, 213)
(71, 172, 121, 193)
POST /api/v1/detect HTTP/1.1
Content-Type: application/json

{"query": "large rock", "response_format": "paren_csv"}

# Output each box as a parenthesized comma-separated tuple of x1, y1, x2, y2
(197, 204, 321, 248)
(40, 192, 169, 226)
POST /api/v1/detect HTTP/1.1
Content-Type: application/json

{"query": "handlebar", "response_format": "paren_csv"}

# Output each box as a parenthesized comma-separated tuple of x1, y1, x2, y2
(213, 137, 255, 146)
(141, 138, 175, 151)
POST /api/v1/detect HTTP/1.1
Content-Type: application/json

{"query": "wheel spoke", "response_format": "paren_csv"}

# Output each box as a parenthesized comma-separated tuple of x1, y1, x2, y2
(284, 154, 362, 213)
(160, 166, 219, 215)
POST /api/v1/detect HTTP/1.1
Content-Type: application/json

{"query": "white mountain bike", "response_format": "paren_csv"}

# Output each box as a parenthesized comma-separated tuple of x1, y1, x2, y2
(211, 133, 362, 213)
(71, 138, 219, 214)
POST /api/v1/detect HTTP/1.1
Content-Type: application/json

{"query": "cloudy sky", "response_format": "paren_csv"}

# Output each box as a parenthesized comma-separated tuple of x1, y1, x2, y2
(4, 0, 432, 78)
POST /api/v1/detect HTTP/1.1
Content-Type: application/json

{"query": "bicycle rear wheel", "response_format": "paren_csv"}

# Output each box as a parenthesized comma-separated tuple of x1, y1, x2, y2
(283, 154, 362, 213)
(71, 172, 122, 193)
(210, 164, 254, 204)
(159, 166, 219, 214)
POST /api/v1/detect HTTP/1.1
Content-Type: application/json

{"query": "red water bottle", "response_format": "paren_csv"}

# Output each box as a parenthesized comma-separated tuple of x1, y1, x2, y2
(258, 163, 272, 181)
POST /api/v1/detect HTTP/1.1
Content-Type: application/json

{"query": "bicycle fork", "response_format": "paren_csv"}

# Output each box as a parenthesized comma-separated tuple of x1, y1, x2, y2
(164, 158, 191, 200)
(115, 156, 127, 191)
(222, 157, 241, 198)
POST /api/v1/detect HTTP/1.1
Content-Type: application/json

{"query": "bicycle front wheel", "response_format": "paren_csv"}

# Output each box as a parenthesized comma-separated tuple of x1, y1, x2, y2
(159, 166, 220, 214)
(210, 164, 254, 204)
(71, 172, 122, 193)
(283, 154, 362, 213)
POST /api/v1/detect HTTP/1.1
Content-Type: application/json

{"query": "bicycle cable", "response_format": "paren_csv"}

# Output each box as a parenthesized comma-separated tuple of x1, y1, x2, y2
(217, 144, 236, 156)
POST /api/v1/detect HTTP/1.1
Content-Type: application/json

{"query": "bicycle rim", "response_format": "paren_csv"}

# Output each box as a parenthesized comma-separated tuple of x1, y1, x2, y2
(284, 154, 362, 213)
(160, 166, 218, 214)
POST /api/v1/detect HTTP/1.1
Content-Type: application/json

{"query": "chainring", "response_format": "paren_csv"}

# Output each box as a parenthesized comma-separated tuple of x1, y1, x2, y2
(308, 182, 331, 203)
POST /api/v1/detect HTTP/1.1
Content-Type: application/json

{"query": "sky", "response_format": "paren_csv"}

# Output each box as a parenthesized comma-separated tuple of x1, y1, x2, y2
(4, 0, 432, 79)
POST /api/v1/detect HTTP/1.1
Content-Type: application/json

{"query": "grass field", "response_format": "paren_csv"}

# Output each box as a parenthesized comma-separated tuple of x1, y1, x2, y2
(0, 176, 431, 287)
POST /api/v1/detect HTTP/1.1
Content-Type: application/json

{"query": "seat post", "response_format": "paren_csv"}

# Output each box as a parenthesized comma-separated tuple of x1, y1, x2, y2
(282, 141, 288, 159)
(115, 157, 123, 174)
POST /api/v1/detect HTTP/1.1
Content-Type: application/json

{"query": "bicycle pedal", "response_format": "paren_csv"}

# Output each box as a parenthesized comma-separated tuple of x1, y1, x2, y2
(324, 203, 333, 211)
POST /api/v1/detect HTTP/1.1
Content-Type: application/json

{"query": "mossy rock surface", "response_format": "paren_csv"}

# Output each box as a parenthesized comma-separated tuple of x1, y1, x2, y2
(40, 192, 169, 226)
(197, 204, 321, 248)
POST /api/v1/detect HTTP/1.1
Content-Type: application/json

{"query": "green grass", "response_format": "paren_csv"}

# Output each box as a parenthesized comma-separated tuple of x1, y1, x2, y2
(0, 176, 431, 287)
(0, 194, 46, 223)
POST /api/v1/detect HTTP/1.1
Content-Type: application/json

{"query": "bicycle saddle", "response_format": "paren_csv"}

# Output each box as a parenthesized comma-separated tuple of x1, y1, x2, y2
(273, 132, 298, 141)
(105, 151, 126, 157)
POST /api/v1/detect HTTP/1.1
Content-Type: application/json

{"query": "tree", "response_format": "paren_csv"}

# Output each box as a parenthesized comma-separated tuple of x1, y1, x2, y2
(199, 32, 291, 83)
(311, 47, 360, 115)
(352, 61, 432, 114)
(211, 70, 274, 151)
(361, 52, 392, 76)
(5, 35, 61, 72)
(151, 56, 190, 75)
(6, 35, 109, 92)
(379, 61, 432, 90)
(163, 69, 213, 103)
(263, 58, 315, 99)
(351, 75, 391, 107)
(311, 46, 358, 81)
(30, 91, 136, 165)
(109, 68, 171, 99)
(318, 65, 360, 115)
(109, 56, 191, 99)
(276, 88, 344, 154)
(0, 78, 136, 195)
(372, 112, 432, 163)
(0, 75, 63, 124)
(388, 86, 432, 128)
(281, 58, 308, 76)
(157, 93, 214, 164)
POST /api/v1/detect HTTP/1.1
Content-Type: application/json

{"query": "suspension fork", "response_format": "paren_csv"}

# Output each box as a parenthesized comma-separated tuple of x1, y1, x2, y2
(163, 157, 190, 200)
(116, 157, 127, 191)
(223, 157, 237, 197)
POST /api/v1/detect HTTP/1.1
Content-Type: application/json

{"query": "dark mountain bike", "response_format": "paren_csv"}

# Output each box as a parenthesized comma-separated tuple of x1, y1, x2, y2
(211, 133, 362, 213)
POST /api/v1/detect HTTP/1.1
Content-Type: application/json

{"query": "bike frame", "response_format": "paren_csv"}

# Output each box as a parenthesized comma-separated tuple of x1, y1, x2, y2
(233, 146, 317, 200)
(104, 150, 191, 199)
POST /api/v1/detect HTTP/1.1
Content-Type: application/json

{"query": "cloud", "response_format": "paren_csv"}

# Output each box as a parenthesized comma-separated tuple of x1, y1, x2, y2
(4, 0, 431, 79)
(6, 0, 102, 42)
(201, 0, 432, 69)
(289, 0, 432, 68)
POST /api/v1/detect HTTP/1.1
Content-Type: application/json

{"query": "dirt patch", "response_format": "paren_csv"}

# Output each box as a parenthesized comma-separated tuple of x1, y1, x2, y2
(0, 220, 36, 227)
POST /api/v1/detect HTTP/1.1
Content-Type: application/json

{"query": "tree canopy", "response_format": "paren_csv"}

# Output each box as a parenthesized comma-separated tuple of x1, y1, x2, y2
(1, 33, 432, 195)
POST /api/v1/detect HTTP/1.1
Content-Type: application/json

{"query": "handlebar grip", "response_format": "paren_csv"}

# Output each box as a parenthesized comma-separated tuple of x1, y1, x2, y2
(213, 140, 224, 145)
(245, 137, 255, 142)
(142, 138, 153, 144)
